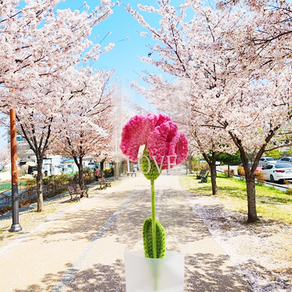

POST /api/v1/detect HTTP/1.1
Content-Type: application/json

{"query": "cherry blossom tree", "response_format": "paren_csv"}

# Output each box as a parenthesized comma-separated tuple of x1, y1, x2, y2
(109, 89, 139, 177)
(133, 76, 236, 195)
(0, 1, 117, 211)
(0, 0, 116, 101)
(128, 1, 292, 222)
(0, 148, 10, 170)
(92, 147, 114, 178)
(50, 67, 114, 189)
(216, 0, 292, 71)
(10, 71, 78, 211)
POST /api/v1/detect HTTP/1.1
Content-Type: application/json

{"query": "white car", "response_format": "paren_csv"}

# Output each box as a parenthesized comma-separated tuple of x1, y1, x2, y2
(277, 157, 292, 164)
(259, 157, 277, 168)
(262, 163, 292, 183)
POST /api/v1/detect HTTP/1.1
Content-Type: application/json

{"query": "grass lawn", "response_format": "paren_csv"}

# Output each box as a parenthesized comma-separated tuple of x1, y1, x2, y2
(180, 174, 292, 224)
(0, 181, 27, 192)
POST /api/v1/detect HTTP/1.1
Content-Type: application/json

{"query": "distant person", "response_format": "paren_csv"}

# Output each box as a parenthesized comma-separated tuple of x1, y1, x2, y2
(95, 167, 99, 182)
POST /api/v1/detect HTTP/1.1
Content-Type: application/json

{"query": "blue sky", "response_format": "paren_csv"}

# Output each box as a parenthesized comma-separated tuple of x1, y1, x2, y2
(1, 0, 186, 148)
(63, 0, 184, 106)
(0, 0, 211, 149)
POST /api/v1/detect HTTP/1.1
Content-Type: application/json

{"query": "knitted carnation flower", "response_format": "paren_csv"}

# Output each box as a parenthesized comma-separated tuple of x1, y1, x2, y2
(120, 113, 188, 171)
(120, 113, 189, 260)
(120, 114, 171, 162)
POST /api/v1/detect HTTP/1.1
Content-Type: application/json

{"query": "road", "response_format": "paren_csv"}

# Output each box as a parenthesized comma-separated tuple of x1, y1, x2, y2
(0, 171, 11, 181)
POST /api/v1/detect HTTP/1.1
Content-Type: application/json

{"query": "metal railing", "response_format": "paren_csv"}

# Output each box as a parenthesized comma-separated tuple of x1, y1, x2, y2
(0, 175, 97, 213)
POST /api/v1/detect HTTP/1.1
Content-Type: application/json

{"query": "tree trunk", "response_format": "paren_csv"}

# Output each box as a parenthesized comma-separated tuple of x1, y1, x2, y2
(100, 160, 105, 178)
(210, 152, 217, 195)
(188, 155, 193, 173)
(241, 153, 258, 223)
(74, 156, 84, 190)
(36, 156, 44, 212)
(78, 163, 84, 190)
(245, 171, 257, 223)
(203, 151, 217, 195)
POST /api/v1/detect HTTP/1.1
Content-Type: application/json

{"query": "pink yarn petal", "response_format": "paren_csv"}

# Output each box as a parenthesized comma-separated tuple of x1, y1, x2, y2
(147, 121, 178, 169)
(120, 115, 151, 161)
(153, 113, 171, 127)
(120, 113, 171, 161)
(169, 132, 189, 165)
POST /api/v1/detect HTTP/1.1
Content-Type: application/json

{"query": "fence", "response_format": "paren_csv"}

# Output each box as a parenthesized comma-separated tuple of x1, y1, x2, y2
(0, 174, 96, 214)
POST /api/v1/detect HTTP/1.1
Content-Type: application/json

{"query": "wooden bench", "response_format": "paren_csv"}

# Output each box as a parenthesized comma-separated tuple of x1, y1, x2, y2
(97, 177, 108, 190)
(75, 184, 89, 198)
(104, 177, 114, 187)
(127, 171, 137, 177)
(67, 184, 89, 201)
(68, 185, 81, 201)
(196, 170, 209, 183)
(199, 170, 209, 183)
(97, 177, 113, 189)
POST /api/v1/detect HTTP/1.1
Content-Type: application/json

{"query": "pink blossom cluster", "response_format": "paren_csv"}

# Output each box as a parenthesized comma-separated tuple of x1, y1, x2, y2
(120, 114, 188, 169)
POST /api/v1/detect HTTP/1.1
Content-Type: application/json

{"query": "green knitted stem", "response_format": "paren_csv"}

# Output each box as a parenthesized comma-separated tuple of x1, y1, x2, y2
(151, 180, 157, 258)
(143, 180, 166, 259)
(141, 147, 166, 259)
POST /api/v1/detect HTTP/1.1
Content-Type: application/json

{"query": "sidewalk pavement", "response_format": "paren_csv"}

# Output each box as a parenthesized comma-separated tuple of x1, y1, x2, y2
(0, 169, 252, 292)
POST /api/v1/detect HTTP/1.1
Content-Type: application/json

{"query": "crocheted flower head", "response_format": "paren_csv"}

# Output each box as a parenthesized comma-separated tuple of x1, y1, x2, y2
(120, 113, 189, 180)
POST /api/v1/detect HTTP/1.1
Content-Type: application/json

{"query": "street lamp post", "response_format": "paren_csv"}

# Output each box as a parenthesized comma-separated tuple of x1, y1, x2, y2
(9, 109, 22, 232)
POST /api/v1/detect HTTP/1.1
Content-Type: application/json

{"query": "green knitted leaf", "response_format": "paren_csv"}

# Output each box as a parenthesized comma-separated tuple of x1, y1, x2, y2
(143, 217, 166, 259)
(141, 148, 161, 181)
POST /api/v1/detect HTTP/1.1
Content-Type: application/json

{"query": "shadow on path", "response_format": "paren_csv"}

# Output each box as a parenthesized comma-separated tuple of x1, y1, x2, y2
(185, 253, 251, 291)
(14, 260, 125, 292)
(13, 253, 251, 292)
(9, 173, 252, 292)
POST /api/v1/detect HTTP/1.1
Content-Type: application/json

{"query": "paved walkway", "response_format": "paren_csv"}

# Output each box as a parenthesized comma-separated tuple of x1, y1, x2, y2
(0, 168, 252, 291)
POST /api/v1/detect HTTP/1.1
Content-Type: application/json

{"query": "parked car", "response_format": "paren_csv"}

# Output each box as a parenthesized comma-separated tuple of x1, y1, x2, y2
(261, 163, 292, 183)
(277, 157, 292, 164)
(259, 157, 277, 168)
(238, 163, 262, 175)
(248, 162, 262, 171)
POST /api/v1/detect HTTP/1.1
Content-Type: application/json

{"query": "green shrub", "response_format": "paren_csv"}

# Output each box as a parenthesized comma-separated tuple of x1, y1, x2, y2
(224, 169, 235, 177)
(84, 167, 94, 180)
(199, 163, 209, 171)
(24, 178, 36, 188)
(48, 174, 69, 188)
(103, 168, 114, 178)
(43, 175, 55, 185)
(255, 170, 266, 184)
(237, 166, 245, 176)
(18, 165, 27, 177)
(192, 163, 201, 172)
